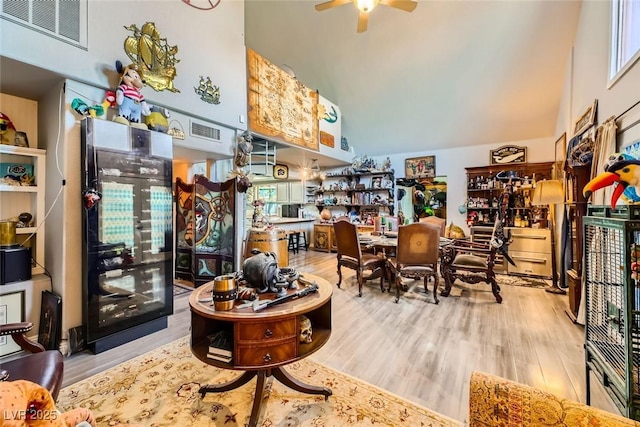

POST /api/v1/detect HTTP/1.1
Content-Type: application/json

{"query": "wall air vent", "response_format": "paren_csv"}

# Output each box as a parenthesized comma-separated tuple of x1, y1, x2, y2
(190, 120, 221, 142)
(1, 0, 87, 48)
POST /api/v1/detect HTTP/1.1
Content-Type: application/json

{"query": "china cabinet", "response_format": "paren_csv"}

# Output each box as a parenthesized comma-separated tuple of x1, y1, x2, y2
(465, 162, 554, 229)
(466, 162, 554, 279)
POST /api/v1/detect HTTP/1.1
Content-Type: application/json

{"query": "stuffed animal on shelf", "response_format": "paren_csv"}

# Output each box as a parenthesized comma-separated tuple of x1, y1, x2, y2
(71, 91, 117, 120)
(144, 105, 170, 132)
(0, 112, 17, 146)
(114, 60, 150, 129)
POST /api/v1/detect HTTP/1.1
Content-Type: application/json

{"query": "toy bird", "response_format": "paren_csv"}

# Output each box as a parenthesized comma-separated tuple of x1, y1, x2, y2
(583, 153, 640, 208)
(71, 91, 117, 119)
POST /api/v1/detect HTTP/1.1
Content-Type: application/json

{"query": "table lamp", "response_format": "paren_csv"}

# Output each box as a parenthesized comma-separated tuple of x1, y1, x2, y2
(531, 179, 566, 294)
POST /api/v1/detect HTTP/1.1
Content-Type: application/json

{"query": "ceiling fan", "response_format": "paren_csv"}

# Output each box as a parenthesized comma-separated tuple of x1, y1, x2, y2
(315, 0, 417, 33)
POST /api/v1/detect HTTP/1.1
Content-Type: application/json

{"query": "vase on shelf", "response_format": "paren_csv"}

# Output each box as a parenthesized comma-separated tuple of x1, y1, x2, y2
(320, 208, 332, 222)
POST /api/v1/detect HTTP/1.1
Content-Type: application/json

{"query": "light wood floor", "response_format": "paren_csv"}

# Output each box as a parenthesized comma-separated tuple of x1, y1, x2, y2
(63, 249, 619, 423)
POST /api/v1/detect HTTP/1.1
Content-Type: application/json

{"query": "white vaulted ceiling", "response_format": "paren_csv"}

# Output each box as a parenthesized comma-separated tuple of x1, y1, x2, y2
(244, 0, 582, 156)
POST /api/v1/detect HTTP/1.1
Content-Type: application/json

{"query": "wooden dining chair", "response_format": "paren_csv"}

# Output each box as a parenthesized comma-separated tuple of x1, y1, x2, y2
(419, 216, 446, 237)
(333, 219, 386, 297)
(439, 239, 502, 303)
(387, 222, 441, 304)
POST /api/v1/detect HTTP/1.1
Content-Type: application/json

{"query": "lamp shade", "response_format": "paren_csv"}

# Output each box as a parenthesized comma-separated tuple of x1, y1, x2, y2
(531, 180, 564, 206)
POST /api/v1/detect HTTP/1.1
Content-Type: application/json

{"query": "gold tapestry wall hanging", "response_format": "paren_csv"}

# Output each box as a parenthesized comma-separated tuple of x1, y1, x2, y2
(247, 49, 319, 150)
(124, 22, 180, 93)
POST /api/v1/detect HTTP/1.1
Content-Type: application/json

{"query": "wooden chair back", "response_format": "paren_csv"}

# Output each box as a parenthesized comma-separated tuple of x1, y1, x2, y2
(419, 216, 446, 237)
(333, 219, 362, 262)
(396, 222, 440, 266)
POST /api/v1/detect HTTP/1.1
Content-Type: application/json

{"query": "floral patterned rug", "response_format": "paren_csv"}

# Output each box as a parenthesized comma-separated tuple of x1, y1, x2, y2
(495, 274, 550, 288)
(58, 336, 461, 427)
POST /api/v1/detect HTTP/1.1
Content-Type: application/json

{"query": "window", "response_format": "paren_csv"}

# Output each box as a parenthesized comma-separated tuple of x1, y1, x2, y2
(609, 0, 640, 86)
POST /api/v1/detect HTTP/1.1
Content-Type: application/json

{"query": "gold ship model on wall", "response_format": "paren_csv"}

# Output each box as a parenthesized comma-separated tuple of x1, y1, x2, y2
(124, 22, 180, 93)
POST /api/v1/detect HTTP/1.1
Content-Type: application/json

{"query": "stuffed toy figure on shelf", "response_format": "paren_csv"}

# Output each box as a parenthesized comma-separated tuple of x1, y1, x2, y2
(114, 60, 150, 129)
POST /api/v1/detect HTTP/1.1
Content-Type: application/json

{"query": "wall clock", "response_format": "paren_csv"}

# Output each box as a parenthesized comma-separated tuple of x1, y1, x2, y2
(273, 164, 289, 179)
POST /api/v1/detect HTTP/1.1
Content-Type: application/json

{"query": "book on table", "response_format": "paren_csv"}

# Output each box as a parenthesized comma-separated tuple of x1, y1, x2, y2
(207, 330, 233, 358)
(207, 352, 232, 363)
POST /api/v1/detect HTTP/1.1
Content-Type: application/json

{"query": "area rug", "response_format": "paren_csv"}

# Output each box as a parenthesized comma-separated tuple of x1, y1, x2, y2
(57, 336, 461, 427)
(495, 274, 550, 288)
(173, 283, 193, 297)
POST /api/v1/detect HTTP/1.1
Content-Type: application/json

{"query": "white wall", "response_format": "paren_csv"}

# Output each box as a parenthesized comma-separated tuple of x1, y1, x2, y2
(0, 1, 248, 131)
(565, 1, 640, 140)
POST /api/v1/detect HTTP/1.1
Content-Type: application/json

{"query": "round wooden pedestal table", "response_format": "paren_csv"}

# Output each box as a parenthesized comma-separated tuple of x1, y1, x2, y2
(189, 273, 332, 427)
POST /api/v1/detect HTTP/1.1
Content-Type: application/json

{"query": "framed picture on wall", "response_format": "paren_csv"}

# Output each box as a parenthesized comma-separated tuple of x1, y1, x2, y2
(554, 132, 567, 180)
(0, 291, 25, 356)
(573, 99, 598, 137)
(404, 156, 435, 178)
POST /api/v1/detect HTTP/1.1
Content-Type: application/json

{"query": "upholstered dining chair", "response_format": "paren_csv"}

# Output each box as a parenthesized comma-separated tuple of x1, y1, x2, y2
(333, 219, 386, 297)
(419, 216, 446, 237)
(439, 239, 502, 303)
(387, 222, 441, 304)
(0, 322, 64, 400)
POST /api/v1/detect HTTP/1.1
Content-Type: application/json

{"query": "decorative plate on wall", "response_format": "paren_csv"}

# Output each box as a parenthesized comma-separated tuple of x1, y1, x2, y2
(273, 164, 288, 179)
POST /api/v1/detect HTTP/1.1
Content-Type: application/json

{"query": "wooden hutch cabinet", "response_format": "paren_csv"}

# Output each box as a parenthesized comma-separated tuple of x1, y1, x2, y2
(466, 162, 555, 278)
(564, 163, 591, 322)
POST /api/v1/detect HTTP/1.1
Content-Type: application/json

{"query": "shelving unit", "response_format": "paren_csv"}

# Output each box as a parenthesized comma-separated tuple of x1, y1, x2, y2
(466, 162, 554, 228)
(315, 171, 395, 217)
(0, 145, 46, 275)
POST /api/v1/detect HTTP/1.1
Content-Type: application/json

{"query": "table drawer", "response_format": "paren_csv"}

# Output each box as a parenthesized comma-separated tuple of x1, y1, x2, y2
(236, 319, 296, 342)
(508, 250, 551, 277)
(508, 230, 551, 253)
(236, 339, 297, 366)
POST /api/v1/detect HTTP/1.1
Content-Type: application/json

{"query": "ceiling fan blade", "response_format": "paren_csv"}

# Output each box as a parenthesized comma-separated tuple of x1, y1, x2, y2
(357, 10, 369, 33)
(315, 0, 352, 11)
(379, 0, 417, 12)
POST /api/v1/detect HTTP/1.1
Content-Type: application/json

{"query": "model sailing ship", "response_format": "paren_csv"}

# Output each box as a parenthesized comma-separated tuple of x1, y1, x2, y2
(195, 76, 221, 105)
(124, 22, 180, 93)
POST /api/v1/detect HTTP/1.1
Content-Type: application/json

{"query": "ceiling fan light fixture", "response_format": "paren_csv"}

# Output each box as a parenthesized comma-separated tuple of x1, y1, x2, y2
(355, 0, 378, 13)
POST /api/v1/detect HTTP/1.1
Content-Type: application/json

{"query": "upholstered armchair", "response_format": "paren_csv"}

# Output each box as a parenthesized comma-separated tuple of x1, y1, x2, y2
(439, 239, 502, 303)
(387, 222, 440, 304)
(0, 322, 64, 400)
(469, 371, 638, 426)
(333, 219, 386, 297)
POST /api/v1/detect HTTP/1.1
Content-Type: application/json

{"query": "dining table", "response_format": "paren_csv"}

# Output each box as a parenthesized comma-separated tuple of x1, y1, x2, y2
(358, 232, 454, 291)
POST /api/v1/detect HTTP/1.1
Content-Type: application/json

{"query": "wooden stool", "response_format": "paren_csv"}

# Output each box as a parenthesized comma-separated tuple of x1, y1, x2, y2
(297, 230, 308, 251)
(287, 231, 300, 254)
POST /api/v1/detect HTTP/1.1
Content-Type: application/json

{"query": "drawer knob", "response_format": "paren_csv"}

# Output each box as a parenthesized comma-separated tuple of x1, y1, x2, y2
(264, 329, 273, 338)
(263, 353, 272, 362)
